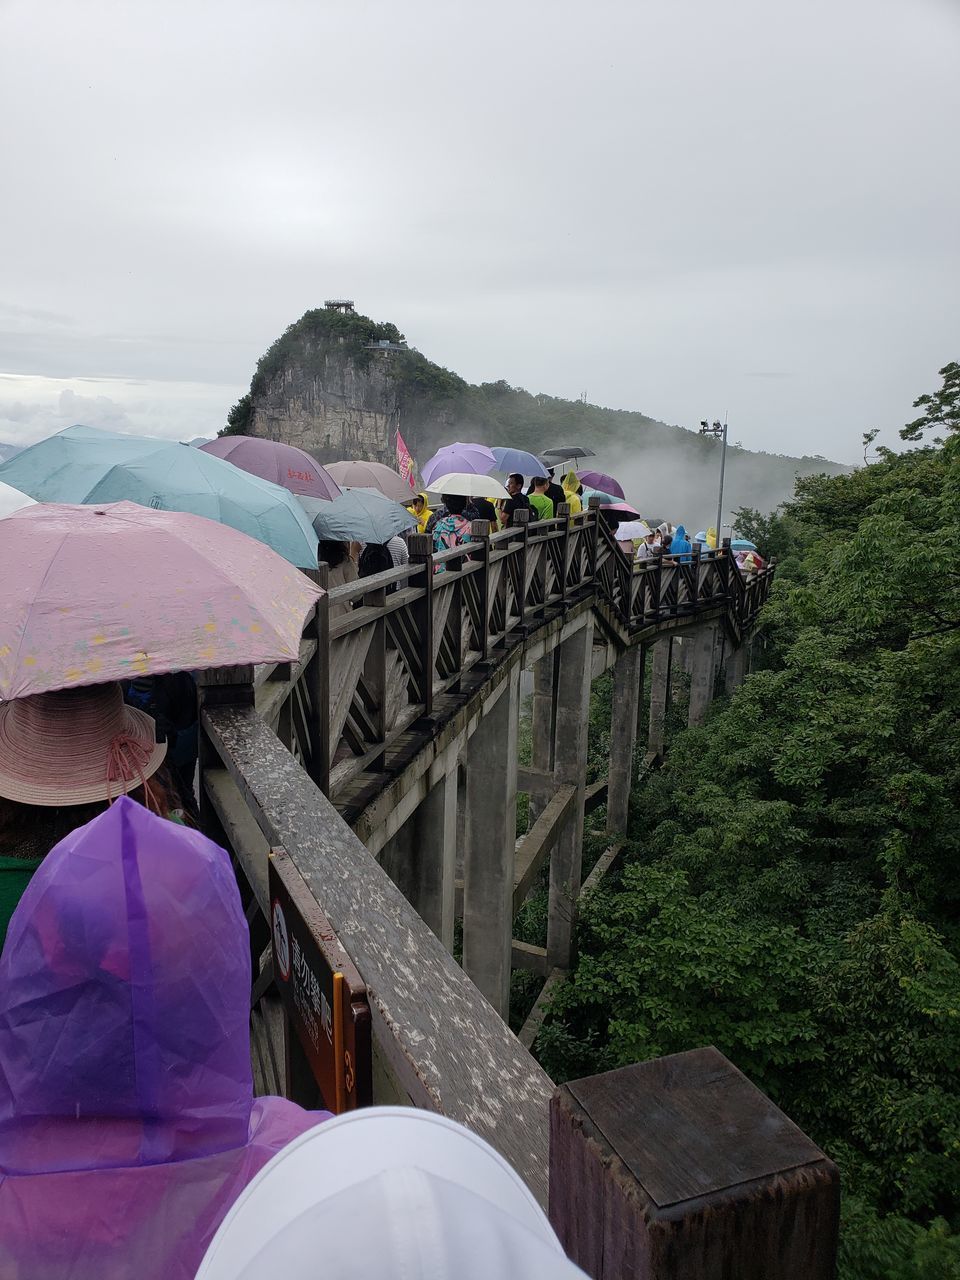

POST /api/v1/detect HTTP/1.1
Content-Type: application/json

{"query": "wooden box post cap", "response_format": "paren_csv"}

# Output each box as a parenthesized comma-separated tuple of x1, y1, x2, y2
(549, 1046, 839, 1280)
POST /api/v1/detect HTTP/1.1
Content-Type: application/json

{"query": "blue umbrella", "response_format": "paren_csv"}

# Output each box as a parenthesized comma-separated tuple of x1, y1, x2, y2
(490, 447, 548, 478)
(300, 488, 416, 543)
(0, 424, 319, 567)
(731, 539, 758, 552)
(580, 487, 622, 507)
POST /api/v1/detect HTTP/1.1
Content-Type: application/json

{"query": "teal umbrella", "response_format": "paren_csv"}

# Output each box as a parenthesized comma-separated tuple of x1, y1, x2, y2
(300, 488, 416, 543)
(0, 425, 319, 567)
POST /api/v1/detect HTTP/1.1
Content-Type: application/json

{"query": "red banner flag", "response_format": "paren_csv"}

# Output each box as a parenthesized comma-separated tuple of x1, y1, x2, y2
(396, 429, 417, 490)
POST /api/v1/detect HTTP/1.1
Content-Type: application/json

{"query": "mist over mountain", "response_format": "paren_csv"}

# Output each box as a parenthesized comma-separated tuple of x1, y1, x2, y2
(225, 305, 849, 529)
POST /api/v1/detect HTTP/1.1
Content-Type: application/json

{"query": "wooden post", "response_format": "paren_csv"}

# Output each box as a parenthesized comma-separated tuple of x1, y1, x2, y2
(196, 664, 256, 839)
(306, 564, 330, 795)
(407, 534, 434, 717)
(513, 508, 530, 631)
(587, 497, 601, 583)
(470, 518, 492, 660)
(362, 580, 388, 742)
(556, 501, 572, 599)
(649, 546, 663, 618)
(549, 1047, 840, 1280)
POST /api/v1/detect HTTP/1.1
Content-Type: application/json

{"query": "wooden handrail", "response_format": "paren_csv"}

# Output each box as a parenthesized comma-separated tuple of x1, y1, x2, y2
(202, 703, 555, 1204)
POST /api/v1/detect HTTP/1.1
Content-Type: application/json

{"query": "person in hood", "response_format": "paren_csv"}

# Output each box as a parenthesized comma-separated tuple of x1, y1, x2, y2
(671, 524, 693, 561)
(195, 1107, 589, 1280)
(0, 796, 330, 1280)
(406, 492, 432, 534)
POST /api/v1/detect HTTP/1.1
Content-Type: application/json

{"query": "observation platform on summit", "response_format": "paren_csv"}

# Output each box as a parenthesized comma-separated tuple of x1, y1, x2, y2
(197, 502, 839, 1279)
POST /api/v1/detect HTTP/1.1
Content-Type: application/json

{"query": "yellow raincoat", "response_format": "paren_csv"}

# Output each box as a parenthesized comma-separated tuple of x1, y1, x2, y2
(706, 526, 718, 549)
(407, 492, 433, 534)
(562, 472, 583, 516)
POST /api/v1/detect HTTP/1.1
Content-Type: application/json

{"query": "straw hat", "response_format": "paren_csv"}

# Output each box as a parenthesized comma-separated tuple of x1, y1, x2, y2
(0, 683, 167, 807)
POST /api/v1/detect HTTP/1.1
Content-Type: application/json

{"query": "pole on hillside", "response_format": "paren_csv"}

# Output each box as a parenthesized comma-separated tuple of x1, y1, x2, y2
(699, 416, 728, 547)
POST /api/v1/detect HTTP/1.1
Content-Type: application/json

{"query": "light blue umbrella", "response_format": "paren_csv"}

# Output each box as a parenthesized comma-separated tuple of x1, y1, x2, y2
(300, 488, 416, 543)
(490, 447, 548, 478)
(0, 424, 319, 567)
(731, 538, 758, 552)
(580, 487, 622, 507)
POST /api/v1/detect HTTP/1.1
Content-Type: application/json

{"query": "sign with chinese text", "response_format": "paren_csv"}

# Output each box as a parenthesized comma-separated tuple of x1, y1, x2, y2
(269, 849, 371, 1113)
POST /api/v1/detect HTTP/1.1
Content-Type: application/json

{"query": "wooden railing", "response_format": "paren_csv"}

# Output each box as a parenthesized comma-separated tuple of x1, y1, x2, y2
(253, 506, 773, 809)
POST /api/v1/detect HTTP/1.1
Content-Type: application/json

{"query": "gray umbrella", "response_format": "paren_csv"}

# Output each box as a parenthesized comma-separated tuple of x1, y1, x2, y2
(299, 487, 416, 543)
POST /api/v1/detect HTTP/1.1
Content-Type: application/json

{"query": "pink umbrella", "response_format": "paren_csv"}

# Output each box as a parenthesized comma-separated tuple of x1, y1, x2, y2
(201, 436, 341, 501)
(602, 501, 642, 519)
(420, 443, 496, 488)
(325, 460, 413, 502)
(0, 502, 322, 700)
(576, 470, 625, 500)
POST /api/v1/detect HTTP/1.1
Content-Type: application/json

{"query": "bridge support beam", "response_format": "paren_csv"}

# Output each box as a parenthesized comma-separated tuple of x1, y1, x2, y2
(606, 644, 643, 835)
(528, 651, 558, 827)
(647, 637, 672, 754)
(688, 622, 719, 727)
(463, 667, 521, 1017)
(381, 763, 459, 952)
(724, 640, 748, 695)
(547, 618, 594, 970)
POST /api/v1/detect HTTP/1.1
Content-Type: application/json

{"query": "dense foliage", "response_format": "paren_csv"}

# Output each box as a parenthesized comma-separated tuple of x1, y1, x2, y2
(538, 365, 960, 1278)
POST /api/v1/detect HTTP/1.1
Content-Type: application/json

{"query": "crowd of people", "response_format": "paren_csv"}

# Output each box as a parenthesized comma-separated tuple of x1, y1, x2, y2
(402, 473, 765, 578)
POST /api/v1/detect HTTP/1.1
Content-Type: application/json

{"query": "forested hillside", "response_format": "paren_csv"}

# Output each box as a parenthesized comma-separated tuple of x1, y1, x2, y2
(224, 305, 848, 525)
(537, 363, 960, 1279)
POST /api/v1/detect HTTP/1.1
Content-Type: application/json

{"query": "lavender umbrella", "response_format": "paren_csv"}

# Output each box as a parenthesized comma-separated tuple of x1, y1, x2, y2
(420, 443, 496, 488)
(0, 797, 329, 1279)
(576, 470, 625, 500)
(201, 436, 341, 501)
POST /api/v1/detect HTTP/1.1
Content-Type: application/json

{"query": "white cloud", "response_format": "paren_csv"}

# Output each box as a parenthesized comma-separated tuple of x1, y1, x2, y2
(0, 376, 239, 449)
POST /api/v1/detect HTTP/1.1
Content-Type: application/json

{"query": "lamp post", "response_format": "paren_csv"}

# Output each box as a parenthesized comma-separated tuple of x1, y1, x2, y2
(699, 417, 728, 546)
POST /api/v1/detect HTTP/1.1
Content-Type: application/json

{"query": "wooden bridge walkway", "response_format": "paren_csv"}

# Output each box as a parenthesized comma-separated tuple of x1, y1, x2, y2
(194, 505, 838, 1280)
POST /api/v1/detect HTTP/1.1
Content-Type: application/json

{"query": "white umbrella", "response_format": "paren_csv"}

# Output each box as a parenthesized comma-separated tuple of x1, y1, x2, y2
(0, 480, 36, 519)
(615, 520, 652, 541)
(426, 472, 510, 500)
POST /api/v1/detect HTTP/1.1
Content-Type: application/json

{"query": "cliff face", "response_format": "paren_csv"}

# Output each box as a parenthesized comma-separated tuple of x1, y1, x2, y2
(247, 344, 400, 466)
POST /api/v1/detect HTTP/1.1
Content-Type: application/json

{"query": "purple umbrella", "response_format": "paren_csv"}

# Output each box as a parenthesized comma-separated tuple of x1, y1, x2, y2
(201, 436, 341, 501)
(576, 470, 625, 500)
(420, 442, 496, 488)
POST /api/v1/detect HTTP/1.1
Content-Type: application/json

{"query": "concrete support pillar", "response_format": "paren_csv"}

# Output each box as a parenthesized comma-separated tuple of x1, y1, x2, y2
(724, 641, 748, 695)
(528, 650, 558, 825)
(547, 618, 594, 970)
(606, 645, 643, 836)
(647, 637, 672, 754)
(688, 623, 719, 727)
(675, 636, 695, 675)
(380, 767, 458, 953)
(412, 765, 458, 951)
(462, 666, 520, 1017)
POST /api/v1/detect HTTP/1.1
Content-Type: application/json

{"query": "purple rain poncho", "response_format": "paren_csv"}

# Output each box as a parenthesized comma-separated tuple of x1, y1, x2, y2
(0, 797, 330, 1279)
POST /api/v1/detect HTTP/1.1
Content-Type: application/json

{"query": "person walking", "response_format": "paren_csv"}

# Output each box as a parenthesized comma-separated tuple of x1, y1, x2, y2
(528, 476, 555, 522)
(499, 474, 531, 528)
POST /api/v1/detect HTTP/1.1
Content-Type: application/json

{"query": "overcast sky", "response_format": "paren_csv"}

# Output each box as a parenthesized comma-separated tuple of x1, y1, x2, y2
(1, 0, 958, 465)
